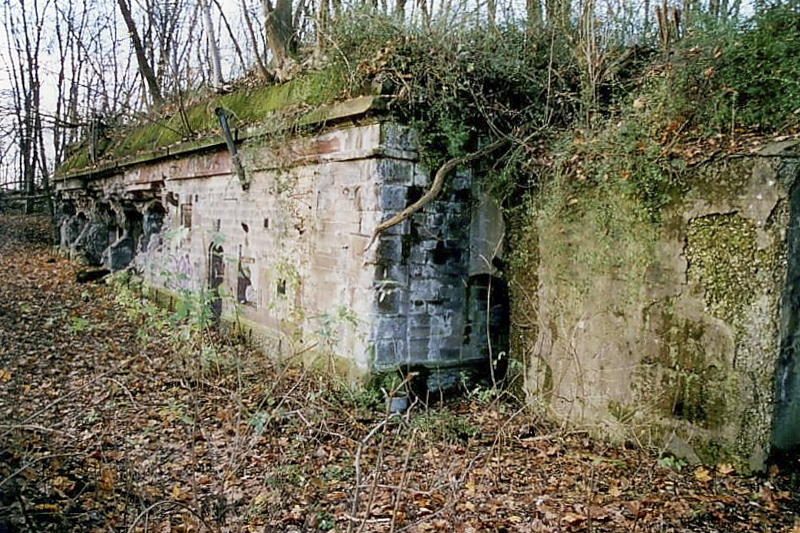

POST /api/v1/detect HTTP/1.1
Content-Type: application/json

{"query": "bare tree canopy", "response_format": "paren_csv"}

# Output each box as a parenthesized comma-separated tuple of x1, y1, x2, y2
(0, 0, 791, 192)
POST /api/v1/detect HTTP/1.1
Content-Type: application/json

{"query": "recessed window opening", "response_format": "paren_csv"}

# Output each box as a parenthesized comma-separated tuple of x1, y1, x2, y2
(181, 203, 193, 228)
(237, 261, 253, 305)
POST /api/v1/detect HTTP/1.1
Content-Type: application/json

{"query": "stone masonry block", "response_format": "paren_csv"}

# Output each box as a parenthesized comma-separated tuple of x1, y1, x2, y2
(409, 246, 427, 265)
(374, 315, 408, 340)
(410, 279, 441, 302)
(439, 348, 463, 361)
(356, 182, 380, 212)
(410, 263, 438, 279)
(408, 314, 431, 330)
(379, 185, 408, 211)
(408, 315, 431, 340)
(376, 264, 409, 283)
(375, 285, 407, 315)
(438, 285, 465, 305)
(430, 314, 453, 338)
(377, 235, 403, 263)
(374, 339, 407, 366)
(409, 299, 428, 314)
(451, 171, 472, 191)
(407, 338, 431, 361)
(376, 159, 414, 185)
(381, 124, 419, 152)
(420, 239, 438, 251)
(421, 212, 445, 230)
(413, 164, 431, 187)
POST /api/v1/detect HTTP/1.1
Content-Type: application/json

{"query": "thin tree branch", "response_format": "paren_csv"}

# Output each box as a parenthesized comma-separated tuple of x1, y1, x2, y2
(364, 138, 509, 252)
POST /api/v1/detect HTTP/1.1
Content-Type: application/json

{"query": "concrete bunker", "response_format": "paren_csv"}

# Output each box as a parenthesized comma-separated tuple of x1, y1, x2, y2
(54, 98, 511, 390)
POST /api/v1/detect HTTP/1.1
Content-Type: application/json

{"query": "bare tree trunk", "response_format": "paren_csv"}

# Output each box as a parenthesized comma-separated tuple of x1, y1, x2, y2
(656, 0, 681, 48)
(199, 0, 226, 89)
(578, 0, 601, 123)
(527, 0, 543, 32)
(418, 0, 431, 27)
(212, 0, 248, 75)
(709, 0, 720, 18)
(3, 0, 45, 212)
(116, 0, 164, 106)
(316, 0, 330, 52)
(546, 0, 570, 28)
(262, 0, 296, 72)
(239, 0, 271, 79)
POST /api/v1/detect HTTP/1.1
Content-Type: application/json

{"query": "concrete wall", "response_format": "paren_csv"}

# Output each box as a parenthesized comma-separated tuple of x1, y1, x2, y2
(55, 118, 507, 382)
(513, 140, 800, 471)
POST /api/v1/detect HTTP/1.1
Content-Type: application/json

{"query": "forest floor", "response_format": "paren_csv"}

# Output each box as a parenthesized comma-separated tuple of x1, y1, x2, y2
(1, 213, 799, 533)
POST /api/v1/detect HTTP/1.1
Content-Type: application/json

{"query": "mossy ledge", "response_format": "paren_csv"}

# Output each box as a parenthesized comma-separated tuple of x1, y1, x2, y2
(58, 68, 383, 177)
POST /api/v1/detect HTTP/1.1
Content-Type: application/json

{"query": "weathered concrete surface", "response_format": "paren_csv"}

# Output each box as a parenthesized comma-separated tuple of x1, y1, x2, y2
(514, 141, 800, 471)
(55, 115, 506, 382)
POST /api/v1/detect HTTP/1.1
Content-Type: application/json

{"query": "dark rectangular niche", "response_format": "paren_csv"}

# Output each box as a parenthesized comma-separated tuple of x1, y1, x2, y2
(181, 203, 193, 228)
(237, 258, 255, 306)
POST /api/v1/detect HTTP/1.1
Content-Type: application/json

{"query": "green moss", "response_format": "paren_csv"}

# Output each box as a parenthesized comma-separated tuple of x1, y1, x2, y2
(61, 150, 91, 173)
(64, 68, 350, 171)
(658, 370, 732, 429)
(686, 213, 768, 324)
(536, 175, 659, 303)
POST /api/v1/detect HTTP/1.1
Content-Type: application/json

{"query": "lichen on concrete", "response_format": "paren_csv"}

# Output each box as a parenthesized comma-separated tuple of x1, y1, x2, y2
(686, 213, 766, 324)
(513, 145, 798, 472)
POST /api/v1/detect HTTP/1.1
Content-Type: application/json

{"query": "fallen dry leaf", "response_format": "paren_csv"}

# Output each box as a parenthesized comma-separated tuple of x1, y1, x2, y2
(695, 466, 712, 483)
(717, 463, 735, 475)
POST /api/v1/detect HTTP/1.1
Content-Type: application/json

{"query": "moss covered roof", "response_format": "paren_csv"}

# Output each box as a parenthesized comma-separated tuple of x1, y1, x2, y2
(58, 67, 381, 177)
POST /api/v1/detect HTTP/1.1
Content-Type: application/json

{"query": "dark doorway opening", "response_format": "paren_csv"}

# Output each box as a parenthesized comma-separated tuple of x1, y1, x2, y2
(465, 274, 511, 384)
(208, 244, 225, 323)
(773, 176, 800, 462)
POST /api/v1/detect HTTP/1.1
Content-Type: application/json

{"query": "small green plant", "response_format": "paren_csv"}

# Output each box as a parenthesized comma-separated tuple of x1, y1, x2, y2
(160, 398, 195, 425)
(84, 408, 100, 424)
(320, 465, 355, 481)
(375, 370, 407, 396)
(266, 464, 304, 487)
(316, 306, 358, 345)
(68, 316, 89, 334)
(338, 383, 383, 412)
(249, 410, 271, 436)
(467, 383, 501, 404)
(658, 455, 688, 471)
(317, 511, 336, 531)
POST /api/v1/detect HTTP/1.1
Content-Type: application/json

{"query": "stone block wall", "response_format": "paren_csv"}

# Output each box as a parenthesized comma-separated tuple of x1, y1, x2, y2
(55, 117, 508, 382)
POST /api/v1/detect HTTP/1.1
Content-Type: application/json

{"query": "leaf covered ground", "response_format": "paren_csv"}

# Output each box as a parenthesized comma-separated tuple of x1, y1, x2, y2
(1, 214, 799, 532)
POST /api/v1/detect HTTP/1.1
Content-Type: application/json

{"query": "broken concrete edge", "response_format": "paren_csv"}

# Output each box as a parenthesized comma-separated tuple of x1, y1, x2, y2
(54, 95, 389, 183)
